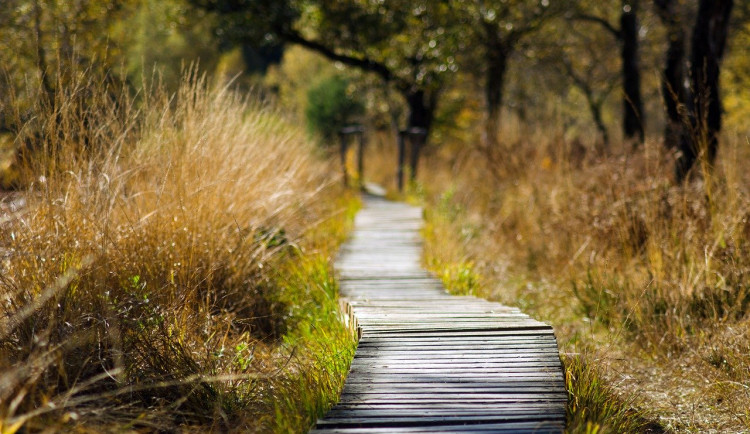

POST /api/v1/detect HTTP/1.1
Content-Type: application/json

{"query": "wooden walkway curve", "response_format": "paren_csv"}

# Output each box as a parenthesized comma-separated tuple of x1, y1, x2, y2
(311, 195, 566, 433)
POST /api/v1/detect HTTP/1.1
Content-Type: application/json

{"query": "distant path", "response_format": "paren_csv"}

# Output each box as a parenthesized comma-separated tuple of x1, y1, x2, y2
(311, 195, 566, 433)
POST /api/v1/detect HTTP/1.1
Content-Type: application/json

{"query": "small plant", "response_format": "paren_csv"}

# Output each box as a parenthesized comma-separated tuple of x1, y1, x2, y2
(571, 271, 622, 327)
(563, 355, 663, 433)
(439, 261, 481, 296)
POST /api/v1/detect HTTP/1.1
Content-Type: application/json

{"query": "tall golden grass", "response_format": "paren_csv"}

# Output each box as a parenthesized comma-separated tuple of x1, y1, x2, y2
(406, 118, 750, 431)
(0, 70, 354, 431)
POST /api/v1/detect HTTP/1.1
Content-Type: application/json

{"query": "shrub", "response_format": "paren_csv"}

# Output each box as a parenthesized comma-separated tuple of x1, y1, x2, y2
(305, 75, 363, 145)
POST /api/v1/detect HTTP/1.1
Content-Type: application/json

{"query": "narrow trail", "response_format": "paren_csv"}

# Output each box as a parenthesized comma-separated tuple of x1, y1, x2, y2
(311, 195, 566, 433)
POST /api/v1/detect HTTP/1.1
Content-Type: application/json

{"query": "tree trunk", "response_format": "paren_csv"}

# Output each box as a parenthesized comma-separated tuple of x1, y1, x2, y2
(621, 0, 644, 145)
(588, 99, 610, 148)
(654, 0, 687, 149)
(33, 0, 54, 105)
(484, 40, 511, 150)
(404, 88, 436, 181)
(675, 0, 733, 181)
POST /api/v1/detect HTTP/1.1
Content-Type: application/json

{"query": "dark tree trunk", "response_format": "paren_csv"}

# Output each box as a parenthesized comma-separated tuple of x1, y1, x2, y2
(405, 89, 433, 133)
(621, 0, 645, 145)
(675, 0, 733, 182)
(654, 0, 687, 150)
(589, 99, 610, 148)
(404, 88, 436, 181)
(33, 0, 54, 105)
(484, 39, 511, 150)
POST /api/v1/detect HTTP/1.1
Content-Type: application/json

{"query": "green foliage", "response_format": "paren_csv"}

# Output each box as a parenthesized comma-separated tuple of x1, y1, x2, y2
(571, 271, 622, 327)
(438, 261, 481, 296)
(114, 0, 222, 90)
(305, 75, 363, 144)
(423, 188, 483, 297)
(724, 19, 750, 133)
(264, 253, 357, 433)
(256, 195, 360, 432)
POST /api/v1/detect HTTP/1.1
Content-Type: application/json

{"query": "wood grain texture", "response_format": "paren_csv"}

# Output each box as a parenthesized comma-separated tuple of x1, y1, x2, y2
(312, 195, 566, 433)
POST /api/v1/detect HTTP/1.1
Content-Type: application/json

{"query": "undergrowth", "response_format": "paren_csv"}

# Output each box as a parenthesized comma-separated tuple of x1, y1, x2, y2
(563, 355, 663, 434)
(0, 69, 357, 431)
(413, 125, 750, 431)
(421, 190, 660, 432)
(263, 198, 359, 433)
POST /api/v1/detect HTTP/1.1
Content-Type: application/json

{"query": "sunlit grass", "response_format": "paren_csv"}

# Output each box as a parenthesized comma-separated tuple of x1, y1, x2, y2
(407, 118, 750, 431)
(0, 69, 356, 431)
(563, 354, 663, 434)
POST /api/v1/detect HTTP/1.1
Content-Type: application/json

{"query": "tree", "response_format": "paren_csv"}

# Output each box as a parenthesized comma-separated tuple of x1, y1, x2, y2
(653, 0, 688, 150)
(559, 43, 618, 148)
(0, 0, 223, 128)
(0, 0, 126, 119)
(191, 0, 459, 179)
(450, 0, 561, 150)
(115, 0, 222, 91)
(675, 0, 734, 181)
(575, 0, 645, 146)
(620, 0, 645, 145)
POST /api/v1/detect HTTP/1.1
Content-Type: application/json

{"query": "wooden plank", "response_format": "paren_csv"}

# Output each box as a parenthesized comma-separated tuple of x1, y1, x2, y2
(358, 329, 552, 334)
(315, 414, 566, 428)
(324, 410, 566, 419)
(351, 349, 561, 356)
(351, 356, 562, 363)
(348, 364, 564, 371)
(327, 404, 566, 413)
(358, 335, 553, 341)
(336, 397, 568, 404)
(350, 358, 563, 366)
(311, 422, 564, 433)
(357, 329, 557, 337)
(339, 389, 566, 397)
(356, 341, 557, 348)
(343, 373, 563, 381)
(341, 379, 565, 386)
(336, 397, 568, 405)
(331, 401, 565, 412)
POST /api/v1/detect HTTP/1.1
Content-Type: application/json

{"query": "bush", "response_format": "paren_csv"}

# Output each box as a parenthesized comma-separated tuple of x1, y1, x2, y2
(305, 75, 363, 145)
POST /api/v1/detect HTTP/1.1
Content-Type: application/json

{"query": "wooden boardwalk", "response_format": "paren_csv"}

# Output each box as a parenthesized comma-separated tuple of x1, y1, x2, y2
(311, 195, 566, 433)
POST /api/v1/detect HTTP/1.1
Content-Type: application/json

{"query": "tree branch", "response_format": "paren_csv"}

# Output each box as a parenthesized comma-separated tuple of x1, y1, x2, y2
(279, 28, 395, 84)
(572, 13, 622, 40)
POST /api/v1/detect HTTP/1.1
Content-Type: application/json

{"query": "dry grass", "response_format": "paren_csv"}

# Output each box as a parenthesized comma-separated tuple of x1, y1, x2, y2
(0, 70, 356, 431)
(403, 119, 750, 432)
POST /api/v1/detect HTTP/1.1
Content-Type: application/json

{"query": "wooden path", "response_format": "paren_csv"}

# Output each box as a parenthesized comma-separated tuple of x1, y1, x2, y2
(311, 195, 566, 433)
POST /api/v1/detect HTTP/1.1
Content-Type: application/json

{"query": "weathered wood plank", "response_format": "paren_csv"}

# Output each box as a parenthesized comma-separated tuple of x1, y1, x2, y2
(340, 379, 565, 386)
(327, 403, 566, 413)
(343, 373, 564, 381)
(336, 397, 569, 405)
(311, 424, 564, 434)
(315, 414, 566, 428)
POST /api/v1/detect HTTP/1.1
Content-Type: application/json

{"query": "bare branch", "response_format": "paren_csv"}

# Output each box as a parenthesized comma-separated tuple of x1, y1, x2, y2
(278, 28, 394, 84)
(572, 13, 622, 40)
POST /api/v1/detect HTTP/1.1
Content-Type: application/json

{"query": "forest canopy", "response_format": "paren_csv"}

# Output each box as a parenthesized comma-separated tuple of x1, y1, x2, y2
(0, 0, 748, 179)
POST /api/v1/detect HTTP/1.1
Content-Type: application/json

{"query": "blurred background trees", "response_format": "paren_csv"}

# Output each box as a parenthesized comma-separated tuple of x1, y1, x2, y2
(1, 0, 748, 184)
